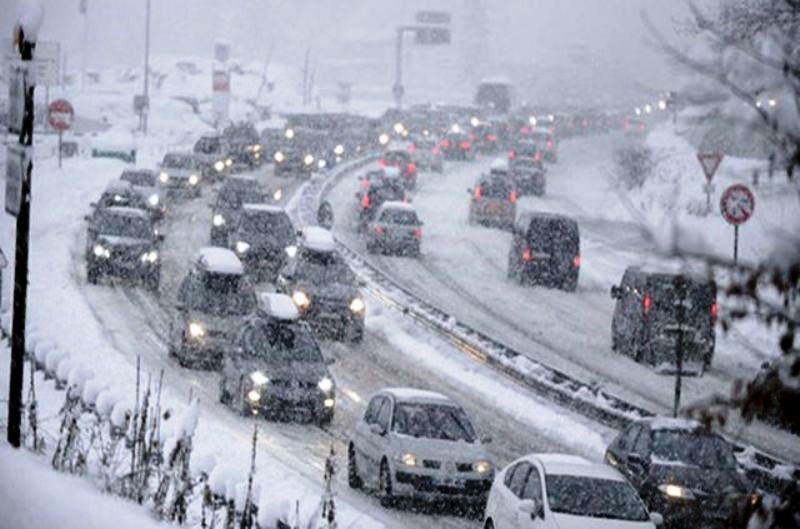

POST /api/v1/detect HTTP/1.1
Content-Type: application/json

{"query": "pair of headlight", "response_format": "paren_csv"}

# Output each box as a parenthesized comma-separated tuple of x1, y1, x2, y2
(93, 244, 111, 258)
(248, 371, 333, 392)
(140, 250, 159, 264)
(394, 453, 491, 474)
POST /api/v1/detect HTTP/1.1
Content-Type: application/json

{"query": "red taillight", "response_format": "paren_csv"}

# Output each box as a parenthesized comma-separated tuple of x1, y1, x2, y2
(487, 134, 497, 142)
(361, 194, 370, 208)
(441, 139, 451, 149)
(508, 150, 516, 160)
(459, 140, 471, 150)
(374, 225, 385, 235)
(469, 131, 477, 140)
(509, 190, 517, 204)
(643, 294, 652, 315)
(546, 140, 554, 150)
(432, 146, 440, 155)
(473, 186, 482, 199)
(408, 143, 416, 154)
(522, 247, 532, 261)
(520, 126, 530, 134)
(711, 301, 718, 320)
(534, 151, 542, 162)
(407, 162, 416, 174)
(378, 159, 386, 167)
(639, 123, 646, 131)
(573, 255, 581, 267)
(412, 228, 422, 238)
(360, 179, 369, 190)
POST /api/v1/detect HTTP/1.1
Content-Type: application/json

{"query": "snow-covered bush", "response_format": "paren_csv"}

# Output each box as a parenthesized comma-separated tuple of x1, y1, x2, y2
(613, 142, 656, 189)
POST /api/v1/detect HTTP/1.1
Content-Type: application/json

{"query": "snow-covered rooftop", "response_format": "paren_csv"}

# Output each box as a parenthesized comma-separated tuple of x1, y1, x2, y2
(259, 293, 299, 321)
(490, 158, 509, 172)
(379, 201, 416, 213)
(301, 227, 336, 253)
(103, 180, 133, 193)
(648, 416, 703, 432)
(102, 206, 149, 219)
(195, 247, 244, 275)
(384, 387, 452, 404)
(533, 454, 623, 480)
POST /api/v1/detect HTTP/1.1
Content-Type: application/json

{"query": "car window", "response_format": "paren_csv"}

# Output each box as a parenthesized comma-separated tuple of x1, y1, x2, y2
(121, 171, 155, 187)
(242, 320, 322, 364)
(545, 475, 649, 522)
(96, 212, 152, 239)
(186, 273, 256, 317)
(379, 209, 419, 225)
(508, 462, 532, 498)
(651, 430, 737, 469)
(480, 176, 513, 198)
(633, 427, 650, 455)
(163, 154, 195, 169)
(391, 403, 476, 443)
(364, 397, 384, 425)
(240, 212, 295, 243)
(377, 399, 392, 430)
(620, 424, 642, 452)
(521, 467, 542, 500)
(296, 255, 355, 286)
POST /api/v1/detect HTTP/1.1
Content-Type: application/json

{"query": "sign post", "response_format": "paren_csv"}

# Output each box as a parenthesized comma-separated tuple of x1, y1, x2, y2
(697, 152, 723, 214)
(393, 14, 451, 110)
(47, 99, 74, 168)
(720, 184, 755, 264)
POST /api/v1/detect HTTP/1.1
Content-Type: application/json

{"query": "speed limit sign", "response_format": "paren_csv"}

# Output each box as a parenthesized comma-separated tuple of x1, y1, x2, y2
(720, 184, 755, 264)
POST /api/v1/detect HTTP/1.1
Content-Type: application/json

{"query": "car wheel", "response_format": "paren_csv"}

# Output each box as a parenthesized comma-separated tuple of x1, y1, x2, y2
(484, 520, 494, 529)
(379, 459, 394, 508)
(350, 323, 364, 344)
(145, 270, 160, 292)
(87, 266, 100, 285)
(562, 274, 578, 292)
(219, 379, 232, 405)
(348, 445, 363, 490)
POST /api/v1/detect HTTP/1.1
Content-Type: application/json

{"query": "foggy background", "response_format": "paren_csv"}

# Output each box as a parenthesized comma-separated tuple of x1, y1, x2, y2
(1, 0, 693, 109)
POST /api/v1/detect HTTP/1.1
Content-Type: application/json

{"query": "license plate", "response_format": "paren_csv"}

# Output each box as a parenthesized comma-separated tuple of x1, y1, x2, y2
(434, 476, 464, 487)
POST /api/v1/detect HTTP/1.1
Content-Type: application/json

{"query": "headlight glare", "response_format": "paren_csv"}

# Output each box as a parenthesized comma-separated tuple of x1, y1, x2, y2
(334, 144, 344, 155)
(159, 171, 169, 183)
(214, 160, 225, 172)
(140, 250, 158, 263)
(318, 376, 334, 392)
(318, 159, 327, 169)
(188, 174, 199, 186)
(304, 154, 314, 166)
(658, 484, 694, 500)
(247, 390, 261, 402)
(474, 460, 492, 474)
(349, 297, 365, 314)
(225, 158, 233, 167)
(398, 453, 417, 467)
(292, 291, 310, 310)
(93, 244, 109, 258)
(235, 241, 250, 254)
(274, 151, 285, 163)
(273, 188, 283, 201)
(284, 245, 297, 258)
(213, 214, 226, 227)
(148, 194, 159, 206)
(250, 371, 270, 385)
(188, 322, 205, 338)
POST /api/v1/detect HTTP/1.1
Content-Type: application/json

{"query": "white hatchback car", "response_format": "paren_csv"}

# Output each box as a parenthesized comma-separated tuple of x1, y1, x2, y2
(484, 454, 661, 529)
(348, 388, 494, 508)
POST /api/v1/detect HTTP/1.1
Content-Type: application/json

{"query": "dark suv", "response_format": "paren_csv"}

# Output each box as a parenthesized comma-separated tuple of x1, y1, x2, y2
(229, 205, 297, 281)
(209, 176, 265, 246)
(507, 213, 580, 291)
(356, 168, 407, 230)
(610, 268, 717, 373)
(605, 418, 756, 529)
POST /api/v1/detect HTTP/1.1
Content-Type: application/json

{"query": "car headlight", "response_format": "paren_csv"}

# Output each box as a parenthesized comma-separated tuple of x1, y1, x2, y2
(159, 171, 169, 183)
(250, 371, 270, 385)
(188, 322, 205, 338)
(225, 158, 233, 167)
(292, 290, 310, 310)
(247, 390, 261, 402)
(188, 174, 199, 186)
(284, 245, 297, 258)
(212, 213, 226, 227)
(349, 297, 365, 314)
(252, 144, 261, 152)
(140, 250, 159, 264)
(214, 160, 225, 172)
(235, 241, 250, 254)
(148, 193, 160, 207)
(273, 188, 283, 201)
(658, 484, 695, 500)
(318, 376, 334, 392)
(93, 244, 110, 258)
(285, 128, 295, 139)
(334, 144, 344, 156)
(324, 398, 335, 408)
(379, 133, 390, 145)
(304, 154, 314, 166)
(397, 453, 417, 467)
(318, 159, 327, 169)
(274, 151, 285, 163)
(474, 460, 492, 474)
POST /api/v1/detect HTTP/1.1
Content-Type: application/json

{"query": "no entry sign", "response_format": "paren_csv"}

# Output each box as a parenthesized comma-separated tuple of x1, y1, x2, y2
(48, 99, 74, 131)
(720, 184, 755, 225)
(697, 152, 723, 182)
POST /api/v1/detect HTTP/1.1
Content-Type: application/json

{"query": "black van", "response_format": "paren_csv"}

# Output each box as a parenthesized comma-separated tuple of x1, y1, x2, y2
(507, 213, 580, 291)
(610, 267, 717, 374)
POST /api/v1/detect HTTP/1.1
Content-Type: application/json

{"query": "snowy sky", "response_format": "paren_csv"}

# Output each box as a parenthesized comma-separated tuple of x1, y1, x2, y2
(1, 0, 696, 107)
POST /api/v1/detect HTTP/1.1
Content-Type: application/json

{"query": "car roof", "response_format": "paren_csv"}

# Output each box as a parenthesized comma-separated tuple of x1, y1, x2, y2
(195, 247, 244, 275)
(642, 416, 704, 433)
(624, 266, 713, 285)
(99, 206, 149, 219)
(121, 168, 155, 175)
(527, 454, 625, 480)
(490, 158, 509, 172)
(242, 204, 284, 214)
(301, 227, 336, 253)
(104, 180, 134, 193)
(383, 388, 454, 405)
(258, 293, 299, 321)
(224, 174, 257, 184)
(378, 201, 416, 213)
(518, 211, 578, 227)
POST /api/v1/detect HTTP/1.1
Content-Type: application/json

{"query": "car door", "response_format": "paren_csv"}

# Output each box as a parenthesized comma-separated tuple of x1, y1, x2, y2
(498, 462, 532, 529)
(610, 424, 643, 481)
(628, 425, 651, 489)
(356, 396, 390, 486)
(516, 466, 549, 528)
(353, 395, 382, 482)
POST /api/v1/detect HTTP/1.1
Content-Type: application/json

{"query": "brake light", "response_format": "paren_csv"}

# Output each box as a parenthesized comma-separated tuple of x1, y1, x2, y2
(546, 140, 554, 150)
(360, 179, 369, 190)
(459, 140, 471, 150)
(522, 247, 532, 261)
(711, 301, 717, 320)
(361, 194, 370, 208)
(534, 152, 542, 162)
(473, 186, 482, 199)
(509, 190, 517, 204)
(441, 139, 451, 149)
(408, 143, 416, 154)
(378, 159, 386, 167)
(432, 146, 440, 155)
(407, 162, 416, 174)
(487, 134, 497, 142)
(412, 228, 422, 238)
(508, 150, 516, 160)
(520, 127, 530, 134)
(374, 225, 385, 235)
(643, 294, 652, 315)
(573, 255, 581, 267)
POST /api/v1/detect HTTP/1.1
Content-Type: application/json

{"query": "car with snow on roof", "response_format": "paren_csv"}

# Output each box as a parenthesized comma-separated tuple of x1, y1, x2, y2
(229, 204, 297, 282)
(92, 180, 153, 219)
(159, 152, 203, 198)
(169, 248, 257, 369)
(484, 453, 661, 529)
(219, 293, 336, 424)
(348, 388, 494, 510)
(605, 417, 757, 529)
(365, 201, 423, 257)
(277, 227, 365, 343)
(84, 206, 163, 291)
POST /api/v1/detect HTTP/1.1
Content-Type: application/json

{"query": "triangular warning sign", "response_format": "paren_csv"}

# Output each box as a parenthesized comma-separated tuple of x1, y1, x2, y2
(697, 153, 723, 182)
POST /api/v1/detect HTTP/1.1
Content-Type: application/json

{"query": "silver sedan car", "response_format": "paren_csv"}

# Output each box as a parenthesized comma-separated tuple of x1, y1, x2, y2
(347, 388, 494, 509)
(364, 202, 423, 257)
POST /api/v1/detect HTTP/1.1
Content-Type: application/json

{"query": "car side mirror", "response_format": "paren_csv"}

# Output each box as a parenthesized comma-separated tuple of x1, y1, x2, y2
(369, 423, 386, 436)
(628, 452, 647, 471)
(610, 285, 622, 299)
(519, 499, 544, 520)
(357, 279, 367, 288)
(175, 303, 186, 312)
(650, 513, 664, 526)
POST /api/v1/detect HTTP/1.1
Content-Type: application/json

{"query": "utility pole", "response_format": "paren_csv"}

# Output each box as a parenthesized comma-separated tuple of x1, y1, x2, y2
(672, 275, 687, 418)
(7, 20, 39, 448)
(142, 0, 151, 134)
(394, 28, 404, 110)
(80, 0, 88, 92)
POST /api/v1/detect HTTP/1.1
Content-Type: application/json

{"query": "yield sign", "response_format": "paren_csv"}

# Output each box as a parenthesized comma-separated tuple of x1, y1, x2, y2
(697, 152, 723, 182)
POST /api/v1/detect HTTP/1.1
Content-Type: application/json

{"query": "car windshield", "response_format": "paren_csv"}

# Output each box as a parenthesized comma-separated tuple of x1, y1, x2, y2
(380, 209, 419, 225)
(97, 212, 151, 239)
(527, 219, 578, 255)
(163, 154, 195, 169)
(189, 273, 256, 317)
(480, 177, 513, 198)
(648, 279, 715, 326)
(392, 403, 476, 443)
(121, 171, 156, 186)
(217, 184, 262, 209)
(240, 212, 295, 242)
(244, 321, 323, 363)
(296, 254, 355, 285)
(383, 151, 410, 165)
(194, 137, 222, 154)
(545, 475, 649, 521)
(100, 191, 143, 208)
(651, 431, 738, 469)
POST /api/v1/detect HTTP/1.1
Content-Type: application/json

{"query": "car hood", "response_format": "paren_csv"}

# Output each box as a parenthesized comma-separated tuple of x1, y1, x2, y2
(131, 185, 158, 197)
(299, 282, 359, 302)
(97, 235, 150, 248)
(164, 168, 195, 178)
(187, 312, 244, 334)
(238, 360, 329, 384)
(552, 512, 654, 529)
(649, 463, 750, 495)
(390, 435, 488, 463)
(233, 231, 291, 250)
(194, 153, 221, 163)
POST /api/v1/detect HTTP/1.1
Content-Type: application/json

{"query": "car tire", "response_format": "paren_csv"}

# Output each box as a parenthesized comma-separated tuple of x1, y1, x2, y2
(87, 266, 100, 285)
(350, 324, 364, 344)
(219, 379, 232, 405)
(379, 459, 394, 508)
(562, 274, 578, 292)
(484, 520, 494, 529)
(348, 445, 363, 490)
(145, 270, 160, 292)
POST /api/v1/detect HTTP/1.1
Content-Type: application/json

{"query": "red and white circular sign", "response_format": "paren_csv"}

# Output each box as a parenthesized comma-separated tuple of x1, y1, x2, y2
(48, 99, 74, 131)
(720, 184, 755, 225)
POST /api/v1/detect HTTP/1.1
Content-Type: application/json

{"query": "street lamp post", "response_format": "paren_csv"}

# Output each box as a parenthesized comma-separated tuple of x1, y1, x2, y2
(142, 0, 151, 134)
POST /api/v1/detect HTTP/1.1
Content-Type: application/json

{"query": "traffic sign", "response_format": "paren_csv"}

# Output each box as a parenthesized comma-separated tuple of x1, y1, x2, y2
(5, 145, 31, 217)
(414, 27, 451, 45)
(48, 99, 74, 131)
(720, 184, 755, 225)
(697, 152, 723, 182)
(7, 62, 28, 134)
(415, 11, 451, 24)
